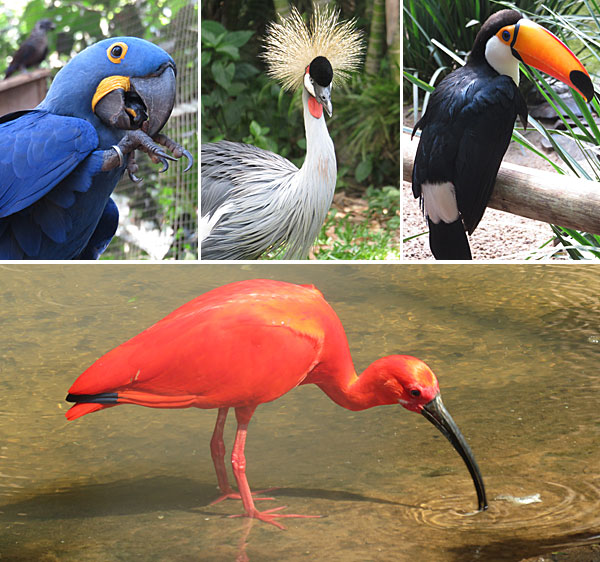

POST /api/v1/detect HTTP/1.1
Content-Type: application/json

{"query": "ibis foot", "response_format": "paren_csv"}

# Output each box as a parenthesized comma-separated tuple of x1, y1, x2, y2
(211, 487, 278, 505)
(229, 505, 321, 530)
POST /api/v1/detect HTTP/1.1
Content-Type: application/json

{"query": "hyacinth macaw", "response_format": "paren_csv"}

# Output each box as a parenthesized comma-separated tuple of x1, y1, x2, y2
(0, 36, 193, 259)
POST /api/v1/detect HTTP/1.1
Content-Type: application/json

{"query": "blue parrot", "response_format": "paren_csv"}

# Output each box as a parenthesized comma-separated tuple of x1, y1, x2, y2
(0, 36, 192, 259)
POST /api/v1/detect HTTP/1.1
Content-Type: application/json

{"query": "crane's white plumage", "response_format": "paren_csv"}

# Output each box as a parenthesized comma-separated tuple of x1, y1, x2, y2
(262, 5, 363, 91)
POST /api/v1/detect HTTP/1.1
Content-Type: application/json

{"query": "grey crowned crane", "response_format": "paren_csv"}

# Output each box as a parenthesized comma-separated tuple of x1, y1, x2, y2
(200, 5, 363, 260)
(412, 9, 595, 260)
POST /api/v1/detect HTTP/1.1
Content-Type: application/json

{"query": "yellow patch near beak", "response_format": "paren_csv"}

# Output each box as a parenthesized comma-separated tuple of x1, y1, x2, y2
(91, 75, 131, 111)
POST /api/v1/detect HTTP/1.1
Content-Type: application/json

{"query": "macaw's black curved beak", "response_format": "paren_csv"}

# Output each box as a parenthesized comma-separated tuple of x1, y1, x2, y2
(93, 62, 176, 136)
(421, 394, 488, 511)
(130, 62, 176, 136)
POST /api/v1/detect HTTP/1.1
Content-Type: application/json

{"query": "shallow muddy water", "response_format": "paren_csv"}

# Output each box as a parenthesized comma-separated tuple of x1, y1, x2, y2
(0, 264, 599, 561)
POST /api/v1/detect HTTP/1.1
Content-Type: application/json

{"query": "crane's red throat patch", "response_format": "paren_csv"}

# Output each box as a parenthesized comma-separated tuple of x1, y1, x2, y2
(308, 96, 323, 119)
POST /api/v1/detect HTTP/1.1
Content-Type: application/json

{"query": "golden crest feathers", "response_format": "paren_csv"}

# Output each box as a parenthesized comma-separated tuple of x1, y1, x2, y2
(262, 4, 364, 91)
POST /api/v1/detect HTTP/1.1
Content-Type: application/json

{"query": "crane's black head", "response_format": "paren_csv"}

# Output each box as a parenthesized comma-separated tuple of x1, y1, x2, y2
(469, 9, 521, 63)
(309, 56, 333, 87)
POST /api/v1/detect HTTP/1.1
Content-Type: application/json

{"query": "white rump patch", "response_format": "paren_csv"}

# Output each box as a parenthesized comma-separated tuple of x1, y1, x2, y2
(422, 182, 459, 224)
(485, 35, 520, 85)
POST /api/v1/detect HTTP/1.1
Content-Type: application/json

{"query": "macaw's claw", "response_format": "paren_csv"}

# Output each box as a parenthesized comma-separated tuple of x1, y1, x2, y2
(153, 132, 194, 172)
(182, 149, 194, 172)
(127, 152, 142, 183)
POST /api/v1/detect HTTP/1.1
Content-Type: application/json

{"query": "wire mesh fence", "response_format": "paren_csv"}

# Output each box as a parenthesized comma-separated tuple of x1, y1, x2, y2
(105, 1, 198, 260)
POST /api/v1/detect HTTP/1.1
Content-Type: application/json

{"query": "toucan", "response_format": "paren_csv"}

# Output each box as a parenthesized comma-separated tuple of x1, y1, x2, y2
(411, 9, 595, 260)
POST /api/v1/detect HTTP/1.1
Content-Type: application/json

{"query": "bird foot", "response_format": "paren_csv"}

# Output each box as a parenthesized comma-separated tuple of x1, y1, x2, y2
(101, 130, 192, 175)
(210, 487, 278, 505)
(229, 505, 321, 530)
(153, 133, 194, 172)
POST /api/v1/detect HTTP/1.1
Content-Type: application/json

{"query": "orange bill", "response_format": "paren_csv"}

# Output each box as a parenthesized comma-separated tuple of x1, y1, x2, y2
(496, 18, 595, 102)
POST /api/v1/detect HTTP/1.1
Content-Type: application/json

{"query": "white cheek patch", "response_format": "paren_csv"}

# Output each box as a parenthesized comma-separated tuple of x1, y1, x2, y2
(304, 72, 316, 96)
(485, 35, 520, 85)
(422, 182, 460, 224)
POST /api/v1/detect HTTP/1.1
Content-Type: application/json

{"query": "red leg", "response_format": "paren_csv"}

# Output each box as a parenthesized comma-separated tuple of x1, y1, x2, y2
(210, 408, 236, 501)
(210, 407, 275, 505)
(229, 407, 320, 530)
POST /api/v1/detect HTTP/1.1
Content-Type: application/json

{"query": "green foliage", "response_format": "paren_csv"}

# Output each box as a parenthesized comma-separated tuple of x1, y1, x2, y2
(201, 19, 302, 162)
(0, 0, 189, 74)
(403, 0, 586, 87)
(403, 0, 490, 85)
(313, 210, 400, 260)
(366, 186, 400, 230)
(330, 61, 400, 189)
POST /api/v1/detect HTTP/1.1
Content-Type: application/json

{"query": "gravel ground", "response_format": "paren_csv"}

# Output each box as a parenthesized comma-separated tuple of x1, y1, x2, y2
(402, 119, 579, 261)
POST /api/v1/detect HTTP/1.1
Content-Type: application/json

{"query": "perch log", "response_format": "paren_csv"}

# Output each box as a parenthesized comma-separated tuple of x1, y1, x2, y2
(403, 132, 600, 235)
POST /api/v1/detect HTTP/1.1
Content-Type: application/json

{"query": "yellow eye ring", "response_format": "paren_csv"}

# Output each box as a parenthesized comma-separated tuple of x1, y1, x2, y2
(107, 42, 128, 64)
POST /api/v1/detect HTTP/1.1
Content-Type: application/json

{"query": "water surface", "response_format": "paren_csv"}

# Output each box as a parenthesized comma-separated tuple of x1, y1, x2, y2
(0, 264, 599, 561)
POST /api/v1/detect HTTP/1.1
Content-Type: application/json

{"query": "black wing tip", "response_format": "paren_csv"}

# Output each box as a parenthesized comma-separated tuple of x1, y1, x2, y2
(66, 392, 118, 404)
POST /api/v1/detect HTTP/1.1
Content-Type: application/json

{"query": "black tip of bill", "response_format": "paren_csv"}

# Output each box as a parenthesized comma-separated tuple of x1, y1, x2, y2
(569, 70, 595, 103)
(421, 394, 488, 512)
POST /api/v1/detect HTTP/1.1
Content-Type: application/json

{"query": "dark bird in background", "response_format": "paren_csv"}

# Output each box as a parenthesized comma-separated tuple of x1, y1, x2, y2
(412, 9, 595, 260)
(4, 19, 56, 79)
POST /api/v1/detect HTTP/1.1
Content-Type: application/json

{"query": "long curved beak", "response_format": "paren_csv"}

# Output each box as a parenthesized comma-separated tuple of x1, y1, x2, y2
(421, 394, 488, 511)
(503, 19, 594, 102)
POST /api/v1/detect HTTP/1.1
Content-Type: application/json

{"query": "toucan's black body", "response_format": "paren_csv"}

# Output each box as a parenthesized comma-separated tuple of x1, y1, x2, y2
(412, 63, 527, 259)
(411, 9, 594, 260)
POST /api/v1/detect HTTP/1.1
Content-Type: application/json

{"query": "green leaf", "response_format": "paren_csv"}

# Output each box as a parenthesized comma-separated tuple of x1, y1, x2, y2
(216, 44, 240, 60)
(249, 120, 262, 137)
(201, 50, 212, 67)
(202, 20, 226, 37)
(227, 82, 247, 96)
(225, 30, 254, 48)
(211, 60, 235, 91)
(236, 62, 260, 79)
(355, 159, 372, 183)
(201, 93, 217, 108)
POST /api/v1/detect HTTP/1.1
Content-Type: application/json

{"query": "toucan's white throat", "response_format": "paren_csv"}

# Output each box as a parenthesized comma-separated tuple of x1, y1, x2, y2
(485, 35, 520, 85)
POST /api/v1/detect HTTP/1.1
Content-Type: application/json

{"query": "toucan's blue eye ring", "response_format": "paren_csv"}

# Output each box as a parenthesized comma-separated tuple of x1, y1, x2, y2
(107, 42, 128, 64)
(502, 30, 511, 42)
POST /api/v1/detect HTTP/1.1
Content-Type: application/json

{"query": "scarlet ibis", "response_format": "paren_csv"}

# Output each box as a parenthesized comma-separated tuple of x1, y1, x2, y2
(412, 9, 595, 260)
(65, 279, 487, 528)
(200, 6, 363, 259)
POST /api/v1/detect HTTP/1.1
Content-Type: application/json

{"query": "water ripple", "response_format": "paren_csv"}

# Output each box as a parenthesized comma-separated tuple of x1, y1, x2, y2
(402, 477, 600, 535)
